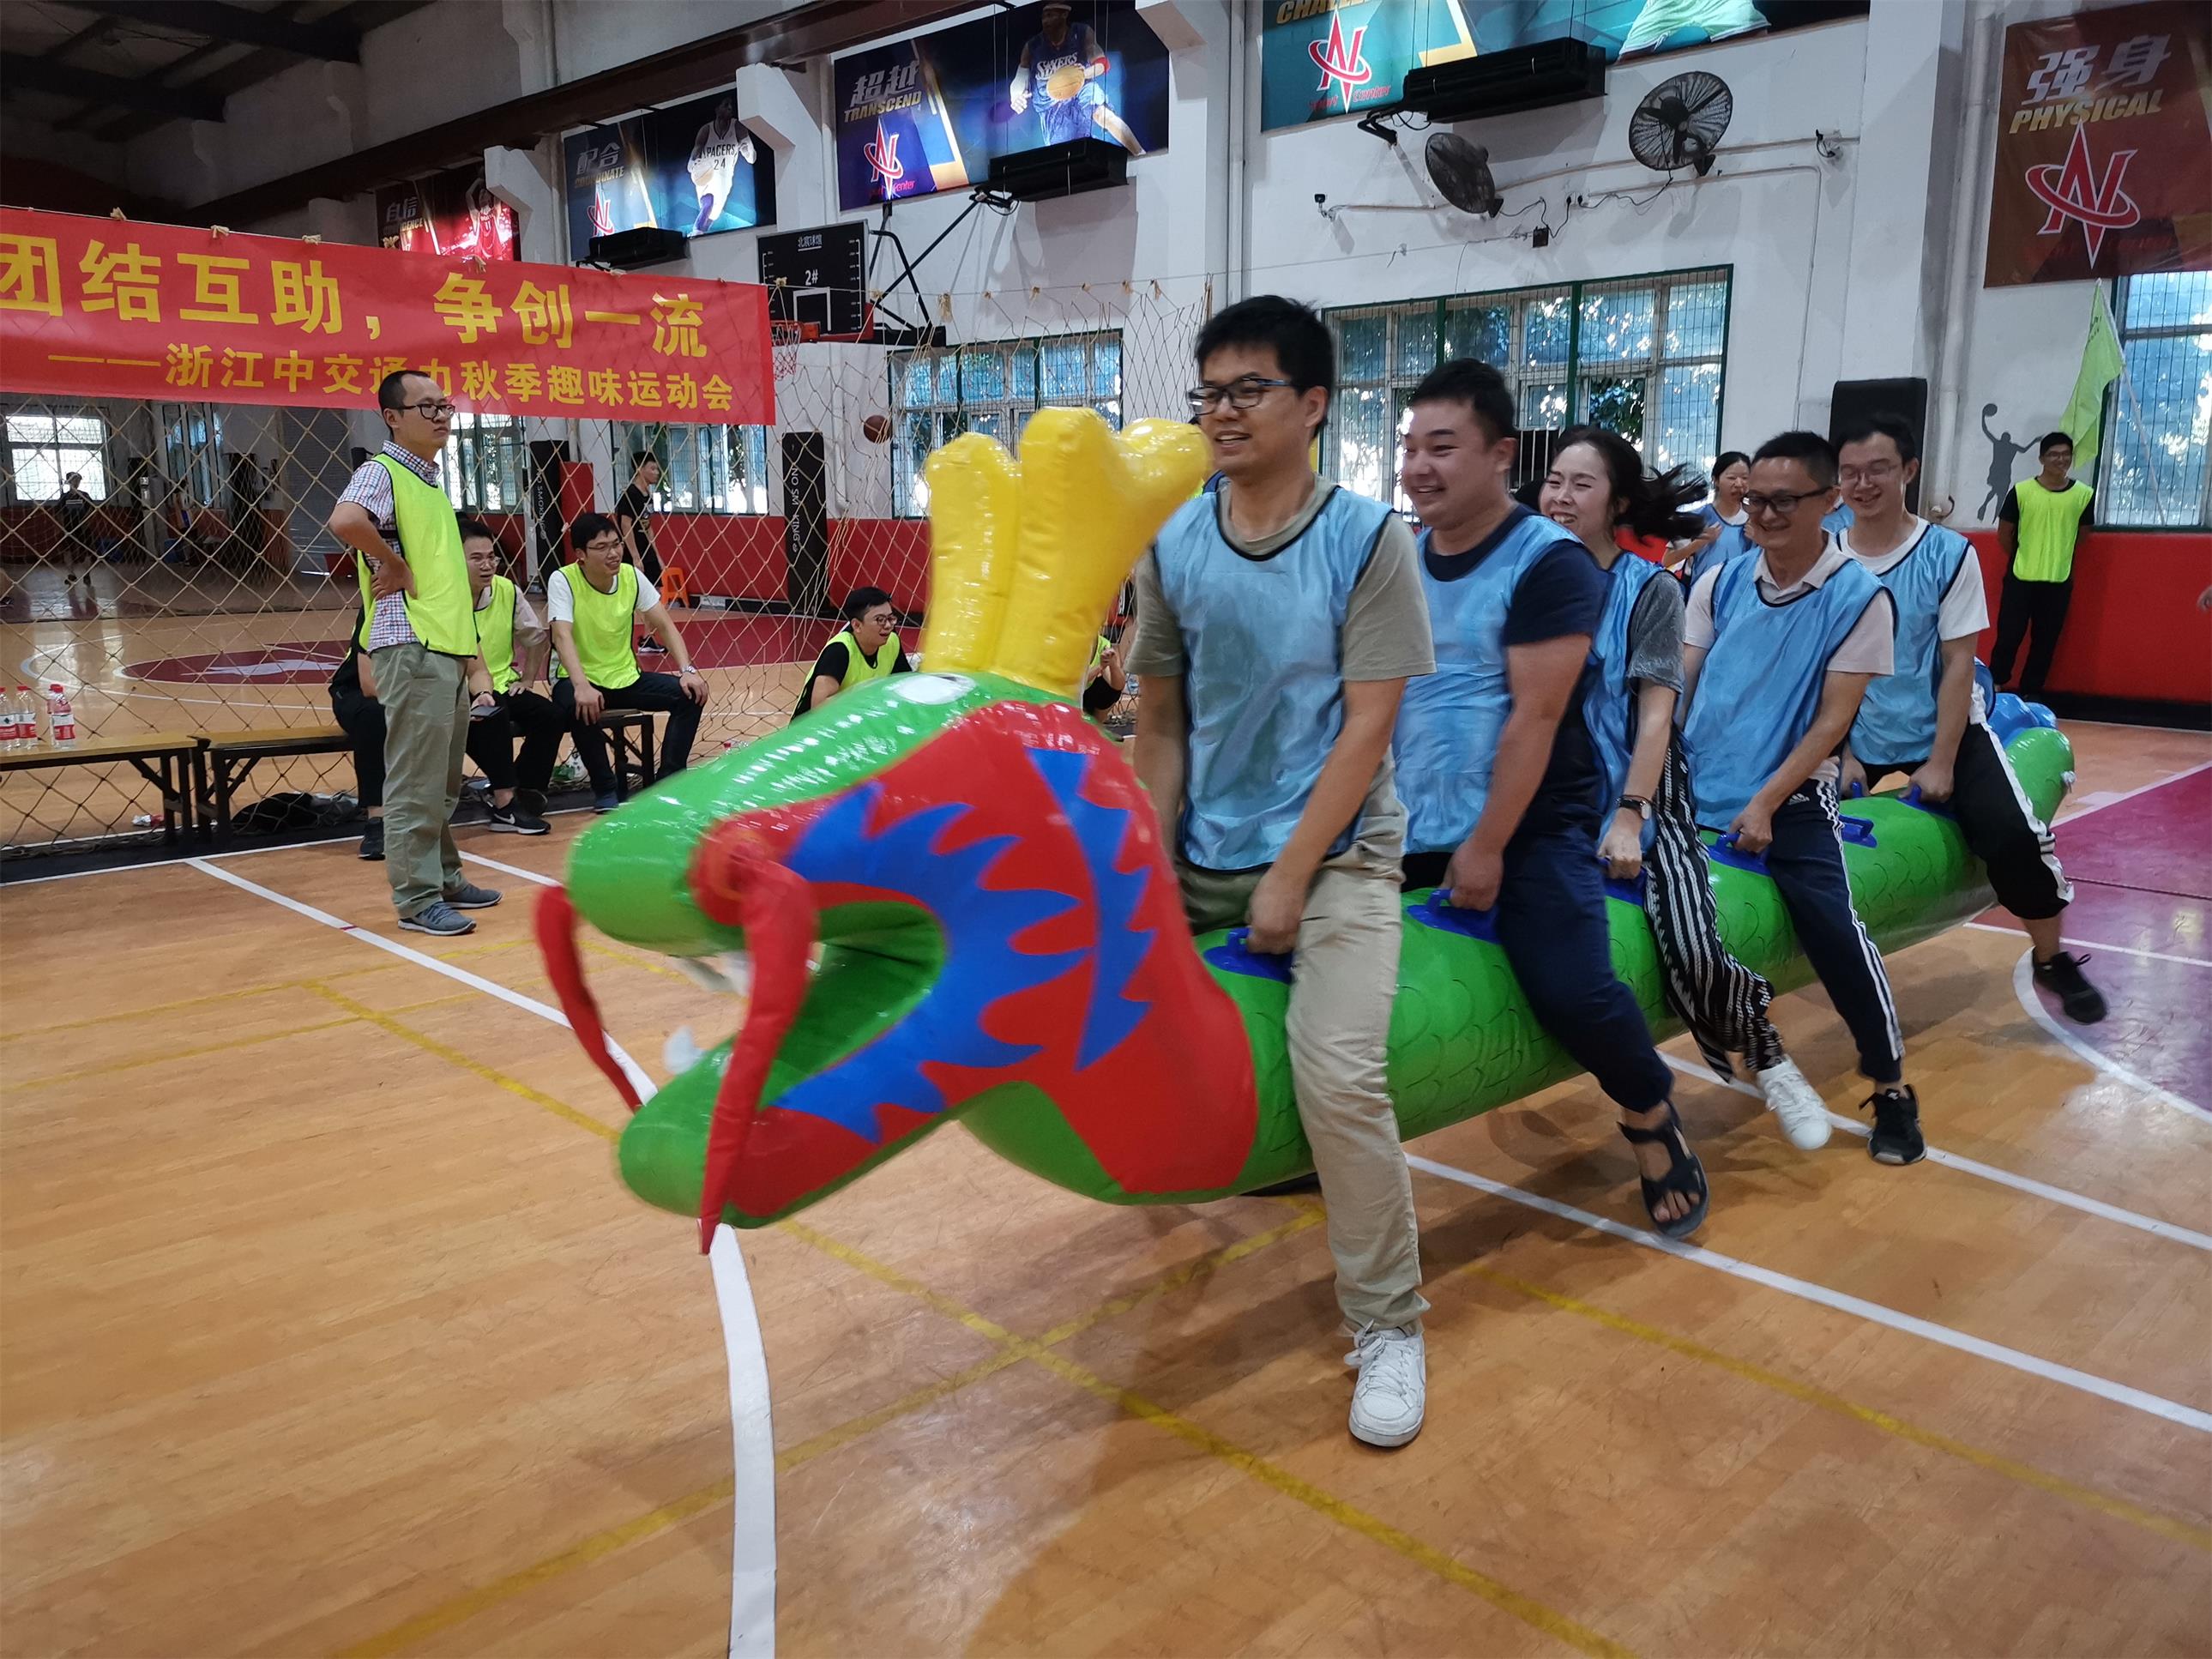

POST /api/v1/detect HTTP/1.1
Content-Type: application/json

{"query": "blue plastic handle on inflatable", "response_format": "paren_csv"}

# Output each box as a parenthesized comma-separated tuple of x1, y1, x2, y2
(1838, 812, 1877, 847)
(1591, 854, 1648, 908)
(1406, 889, 1500, 943)
(1206, 929, 1295, 983)
(1711, 833, 1770, 875)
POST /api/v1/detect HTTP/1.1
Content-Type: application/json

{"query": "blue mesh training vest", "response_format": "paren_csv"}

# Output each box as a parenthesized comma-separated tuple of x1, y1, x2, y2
(1585, 550, 1670, 815)
(1847, 522, 1974, 768)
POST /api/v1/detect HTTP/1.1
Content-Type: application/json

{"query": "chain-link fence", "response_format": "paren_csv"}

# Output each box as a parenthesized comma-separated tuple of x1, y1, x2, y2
(0, 274, 1211, 859)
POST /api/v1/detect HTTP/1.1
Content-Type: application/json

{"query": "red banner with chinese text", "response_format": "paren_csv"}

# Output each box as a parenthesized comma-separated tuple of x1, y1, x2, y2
(0, 207, 775, 422)
(1983, 0, 2212, 287)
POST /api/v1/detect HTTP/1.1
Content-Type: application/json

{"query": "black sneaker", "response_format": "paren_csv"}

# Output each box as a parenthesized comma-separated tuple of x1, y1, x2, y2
(485, 800, 550, 836)
(2033, 950, 2107, 1024)
(1863, 1085, 1925, 1167)
(358, 819, 384, 860)
(515, 787, 546, 816)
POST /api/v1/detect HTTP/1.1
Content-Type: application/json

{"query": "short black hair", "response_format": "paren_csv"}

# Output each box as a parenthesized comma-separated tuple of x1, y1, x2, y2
(455, 516, 497, 545)
(377, 369, 434, 412)
(1407, 358, 1516, 445)
(1193, 294, 1335, 401)
(1751, 430, 1838, 490)
(64, 471, 81, 483)
(632, 449, 660, 468)
(1711, 450, 1750, 478)
(2039, 431, 2074, 455)
(1835, 412, 1919, 466)
(570, 510, 617, 550)
(842, 586, 895, 619)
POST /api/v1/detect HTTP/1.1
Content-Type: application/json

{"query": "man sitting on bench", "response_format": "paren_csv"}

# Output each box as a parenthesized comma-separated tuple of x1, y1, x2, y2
(549, 512, 709, 813)
(461, 519, 556, 834)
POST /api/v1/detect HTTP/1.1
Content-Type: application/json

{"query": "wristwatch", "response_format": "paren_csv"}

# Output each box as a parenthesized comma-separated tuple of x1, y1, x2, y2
(1618, 794, 1653, 822)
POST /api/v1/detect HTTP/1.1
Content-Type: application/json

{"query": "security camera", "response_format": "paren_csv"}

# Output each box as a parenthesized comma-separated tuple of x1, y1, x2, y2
(1315, 193, 1327, 206)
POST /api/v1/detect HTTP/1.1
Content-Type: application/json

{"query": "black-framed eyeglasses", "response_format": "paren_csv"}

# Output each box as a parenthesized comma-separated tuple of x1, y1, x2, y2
(401, 399, 456, 420)
(1186, 377, 1295, 414)
(583, 536, 622, 554)
(1744, 490, 1820, 516)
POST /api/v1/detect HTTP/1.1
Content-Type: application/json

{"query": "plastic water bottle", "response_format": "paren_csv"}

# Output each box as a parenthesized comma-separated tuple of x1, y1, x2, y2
(19, 686, 42, 746)
(45, 683, 75, 746)
(0, 694, 19, 750)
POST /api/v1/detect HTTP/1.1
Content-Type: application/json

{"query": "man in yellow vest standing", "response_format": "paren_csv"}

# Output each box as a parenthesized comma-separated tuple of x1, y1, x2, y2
(1991, 431, 2094, 698)
(328, 371, 501, 936)
(549, 512, 709, 811)
(792, 586, 910, 718)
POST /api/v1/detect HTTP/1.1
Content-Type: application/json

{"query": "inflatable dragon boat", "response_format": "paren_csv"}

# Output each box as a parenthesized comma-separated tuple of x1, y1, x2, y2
(534, 411, 2073, 1246)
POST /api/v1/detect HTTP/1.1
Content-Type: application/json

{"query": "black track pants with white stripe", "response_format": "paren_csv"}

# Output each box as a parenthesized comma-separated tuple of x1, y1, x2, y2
(1647, 742, 1787, 1080)
(1864, 722, 2071, 921)
(1763, 780, 1905, 1086)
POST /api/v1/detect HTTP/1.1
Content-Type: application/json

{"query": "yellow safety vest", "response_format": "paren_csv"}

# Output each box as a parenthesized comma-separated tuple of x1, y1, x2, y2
(2011, 479, 2093, 582)
(475, 575, 520, 693)
(355, 454, 474, 656)
(560, 562, 642, 691)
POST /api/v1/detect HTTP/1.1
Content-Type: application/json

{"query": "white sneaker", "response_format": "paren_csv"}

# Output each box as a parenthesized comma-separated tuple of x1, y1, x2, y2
(1345, 1323, 1425, 1448)
(1757, 1059, 1832, 1150)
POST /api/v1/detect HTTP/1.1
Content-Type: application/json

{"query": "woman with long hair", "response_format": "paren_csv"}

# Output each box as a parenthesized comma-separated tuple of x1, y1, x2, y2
(1540, 426, 1829, 1150)
(1667, 449, 1751, 587)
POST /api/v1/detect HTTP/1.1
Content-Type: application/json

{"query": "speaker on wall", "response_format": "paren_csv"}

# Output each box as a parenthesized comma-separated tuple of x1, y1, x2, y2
(1829, 377, 1930, 513)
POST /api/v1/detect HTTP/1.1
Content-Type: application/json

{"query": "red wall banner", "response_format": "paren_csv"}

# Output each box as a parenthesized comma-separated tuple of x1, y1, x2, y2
(0, 207, 775, 423)
(1983, 0, 2212, 287)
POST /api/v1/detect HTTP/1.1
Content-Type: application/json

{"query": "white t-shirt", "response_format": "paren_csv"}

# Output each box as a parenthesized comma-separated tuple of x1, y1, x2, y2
(546, 565, 660, 623)
(1843, 516, 1991, 724)
(1685, 535, 1896, 789)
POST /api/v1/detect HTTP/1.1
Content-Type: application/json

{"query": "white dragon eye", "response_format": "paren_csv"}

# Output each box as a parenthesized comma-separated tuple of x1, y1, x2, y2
(900, 673, 973, 705)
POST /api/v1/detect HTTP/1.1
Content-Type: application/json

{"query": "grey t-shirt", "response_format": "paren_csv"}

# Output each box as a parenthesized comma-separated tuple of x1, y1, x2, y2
(1129, 477, 1433, 866)
(1623, 570, 1685, 694)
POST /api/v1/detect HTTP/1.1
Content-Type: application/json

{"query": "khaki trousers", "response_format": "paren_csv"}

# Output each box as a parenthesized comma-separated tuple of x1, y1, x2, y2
(372, 642, 467, 918)
(1179, 845, 1427, 1331)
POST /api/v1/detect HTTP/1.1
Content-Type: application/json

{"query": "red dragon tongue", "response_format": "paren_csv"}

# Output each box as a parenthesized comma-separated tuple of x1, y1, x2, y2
(535, 884, 642, 1113)
(687, 818, 820, 1251)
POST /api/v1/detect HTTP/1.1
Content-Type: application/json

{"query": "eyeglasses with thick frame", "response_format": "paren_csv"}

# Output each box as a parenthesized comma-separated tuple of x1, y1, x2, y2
(396, 399, 456, 420)
(1743, 490, 1825, 517)
(1185, 377, 1296, 415)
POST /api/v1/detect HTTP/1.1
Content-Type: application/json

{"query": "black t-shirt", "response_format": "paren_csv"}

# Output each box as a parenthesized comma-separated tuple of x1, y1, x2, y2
(793, 637, 912, 717)
(58, 490, 93, 529)
(1429, 509, 1607, 839)
(330, 611, 366, 701)
(616, 484, 654, 559)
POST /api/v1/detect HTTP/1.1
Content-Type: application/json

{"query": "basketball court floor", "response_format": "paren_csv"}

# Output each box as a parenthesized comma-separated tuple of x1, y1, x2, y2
(3, 706, 2206, 1656)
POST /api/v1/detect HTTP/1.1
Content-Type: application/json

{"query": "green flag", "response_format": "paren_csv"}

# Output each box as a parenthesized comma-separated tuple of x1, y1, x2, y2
(2059, 286, 2123, 476)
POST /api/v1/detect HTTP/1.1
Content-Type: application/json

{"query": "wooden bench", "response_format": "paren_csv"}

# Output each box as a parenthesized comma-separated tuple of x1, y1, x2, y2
(195, 725, 353, 843)
(0, 733, 202, 845)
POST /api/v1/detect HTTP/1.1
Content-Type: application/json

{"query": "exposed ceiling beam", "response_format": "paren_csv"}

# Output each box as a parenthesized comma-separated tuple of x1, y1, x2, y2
(0, 52, 226, 123)
(185, 0, 974, 224)
(53, 0, 362, 62)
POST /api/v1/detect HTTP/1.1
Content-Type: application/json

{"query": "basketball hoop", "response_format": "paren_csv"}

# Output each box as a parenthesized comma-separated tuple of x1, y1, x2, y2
(769, 319, 805, 383)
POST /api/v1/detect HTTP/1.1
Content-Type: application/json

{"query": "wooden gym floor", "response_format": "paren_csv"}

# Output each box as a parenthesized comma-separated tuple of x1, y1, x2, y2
(3, 723, 2208, 1656)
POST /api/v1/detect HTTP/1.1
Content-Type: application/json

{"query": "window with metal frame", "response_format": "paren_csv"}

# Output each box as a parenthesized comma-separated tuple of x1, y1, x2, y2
(158, 402, 223, 506)
(610, 422, 772, 515)
(442, 412, 528, 514)
(4, 410, 109, 503)
(2100, 271, 2212, 529)
(1326, 268, 1731, 513)
(888, 332, 1124, 516)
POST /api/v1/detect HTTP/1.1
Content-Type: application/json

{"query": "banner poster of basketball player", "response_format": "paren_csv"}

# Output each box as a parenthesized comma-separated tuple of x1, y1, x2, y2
(832, 1, 1170, 214)
(1259, 0, 1866, 130)
(374, 167, 519, 261)
(1982, 0, 2211, 287)
(561, 90, 777, 254)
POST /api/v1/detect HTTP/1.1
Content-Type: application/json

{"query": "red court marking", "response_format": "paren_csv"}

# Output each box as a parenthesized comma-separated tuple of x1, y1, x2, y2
(2052, 769, 2212, 900)
(123, 645, 346, 685)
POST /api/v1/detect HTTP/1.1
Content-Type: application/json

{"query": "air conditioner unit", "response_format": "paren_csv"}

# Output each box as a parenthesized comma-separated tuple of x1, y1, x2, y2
(986, 137, 1128, 202)
(1401, 38, 1606, 124)
(588, 226, 689, 269)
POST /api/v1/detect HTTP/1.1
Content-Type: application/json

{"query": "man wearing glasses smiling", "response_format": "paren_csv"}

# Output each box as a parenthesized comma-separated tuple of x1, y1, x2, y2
(1680, 431, 1926, 1165)
(1130, 296, 1433, 1450)
(328, 370, 502, 937)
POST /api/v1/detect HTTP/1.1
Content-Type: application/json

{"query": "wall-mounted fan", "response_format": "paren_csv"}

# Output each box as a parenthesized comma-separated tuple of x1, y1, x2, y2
(1425, 133, 1502, 217)
(1628, 71, 1733, 176)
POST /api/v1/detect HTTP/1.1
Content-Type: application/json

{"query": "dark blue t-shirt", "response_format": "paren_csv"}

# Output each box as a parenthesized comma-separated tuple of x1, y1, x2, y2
(1424, 507, 1606, 838)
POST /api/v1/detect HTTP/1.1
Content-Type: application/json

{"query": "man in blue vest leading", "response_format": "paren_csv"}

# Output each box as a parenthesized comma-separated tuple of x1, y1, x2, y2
(328, 370, 502, 937)
(1680, 431, 1921, 1161)
(1831, 415, 2102, 1023)
(1130, 296, 1432, 1449)
(549, 512, 709, 813)
(1389, 361, 1709, 1243)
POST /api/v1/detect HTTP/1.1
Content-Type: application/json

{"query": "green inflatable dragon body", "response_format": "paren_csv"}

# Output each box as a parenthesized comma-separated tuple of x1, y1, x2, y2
(531, 412, 2074, 1245)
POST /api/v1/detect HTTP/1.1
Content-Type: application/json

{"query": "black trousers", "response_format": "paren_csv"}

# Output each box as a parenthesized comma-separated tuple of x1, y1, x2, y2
(1864, 721, 2070, 922)
(464, 687, 564, 794)
(330, 683, 385, 809)
(1763, 782, 1903, 1085)
(1990, 573, 2072, 696)
(553, 672, 702, 794)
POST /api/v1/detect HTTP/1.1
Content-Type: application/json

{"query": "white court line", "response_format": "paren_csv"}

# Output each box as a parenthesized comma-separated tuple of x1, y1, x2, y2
(2009, 950, 2207, 1119)
(2053, 757, 2212, 824)
(1406, 1152, 2212, 1434)
(1962, 920, 2210, 969)
(461, 848, 559, 886)
(1657, 1053, 2212, 1252)
(711, 1224, 779, 1657)
(186, 855, 779, 1654)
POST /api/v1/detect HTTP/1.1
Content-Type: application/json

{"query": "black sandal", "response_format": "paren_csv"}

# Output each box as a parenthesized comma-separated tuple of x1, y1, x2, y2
(1618, 1103, 1709, 1240)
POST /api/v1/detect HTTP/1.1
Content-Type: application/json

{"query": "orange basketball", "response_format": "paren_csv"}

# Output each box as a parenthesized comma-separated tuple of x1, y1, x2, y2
(1045, 63, 1086, 103)
(862, 413, 894, 444)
